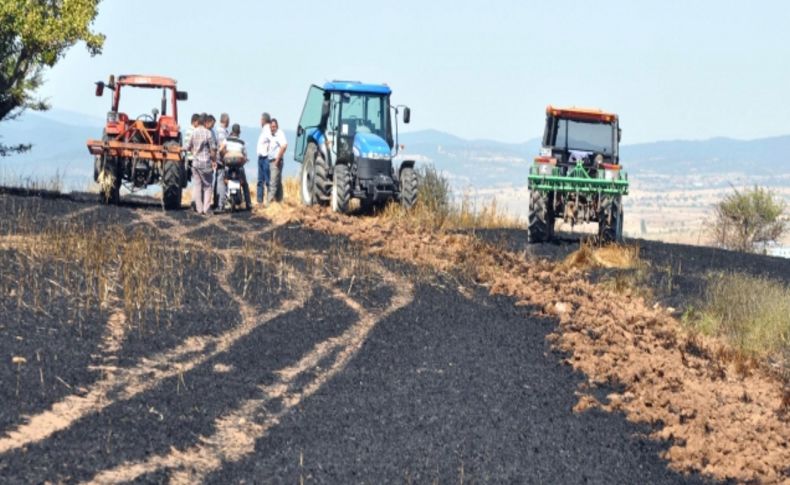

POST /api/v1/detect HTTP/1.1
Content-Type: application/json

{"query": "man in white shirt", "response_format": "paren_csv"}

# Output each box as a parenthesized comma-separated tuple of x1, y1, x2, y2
(256, 112, 272, 204)
(266, 118, 288, 204)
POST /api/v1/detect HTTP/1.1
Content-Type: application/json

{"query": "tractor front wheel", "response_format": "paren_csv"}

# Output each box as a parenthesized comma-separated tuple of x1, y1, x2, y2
(528, 191, 555, 243)
(331, 163, 352, 214)
(598, 195, 624, 243)
(162, 161, 184, 211)
(399, 166, 418, 210)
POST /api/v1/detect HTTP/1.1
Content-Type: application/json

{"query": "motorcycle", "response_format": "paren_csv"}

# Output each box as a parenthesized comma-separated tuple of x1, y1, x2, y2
(222, 156, 250, 212)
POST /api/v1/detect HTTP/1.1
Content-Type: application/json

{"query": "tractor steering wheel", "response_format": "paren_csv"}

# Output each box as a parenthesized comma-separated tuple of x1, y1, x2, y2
(136, 114, 155, 123)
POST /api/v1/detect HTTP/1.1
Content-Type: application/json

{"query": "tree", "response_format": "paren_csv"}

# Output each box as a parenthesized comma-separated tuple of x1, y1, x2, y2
(0, 0, 104, 155)
(711, 186, 788, 253)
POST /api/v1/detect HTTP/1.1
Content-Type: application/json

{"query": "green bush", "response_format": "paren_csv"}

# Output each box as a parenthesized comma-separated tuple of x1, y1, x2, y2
(686, 273, 790, 359)
(711, 186, 787, 253)
(416, 165, 452, 226)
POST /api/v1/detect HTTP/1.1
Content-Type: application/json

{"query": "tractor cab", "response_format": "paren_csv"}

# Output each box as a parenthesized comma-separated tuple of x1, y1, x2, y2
(540, 106, 621, 176)
(528, 105, 628, 243)
(295, 81, 409, 167)
(294, 81, 417, 213)
(94, 75, 188, 145)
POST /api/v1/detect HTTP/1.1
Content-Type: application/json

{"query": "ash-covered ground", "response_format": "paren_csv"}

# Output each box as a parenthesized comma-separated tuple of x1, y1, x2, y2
(0, 191, 737, 484)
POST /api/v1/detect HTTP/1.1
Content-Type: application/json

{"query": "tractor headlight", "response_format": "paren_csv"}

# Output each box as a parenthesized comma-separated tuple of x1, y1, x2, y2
(600, 163, 621, 181)
(533, 156, 556, 176)
(536, 163, 554, 176)
(107, 111, 118, 123)
(540, 147, 553, 157)
(363, 152, 390, 160)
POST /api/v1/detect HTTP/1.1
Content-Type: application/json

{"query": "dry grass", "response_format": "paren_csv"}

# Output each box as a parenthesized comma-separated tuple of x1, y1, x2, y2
(0, 199, 205, 330)
(261, 169, 520, 233)
(562, 240, 644, 271)
(283, 176, 300, 204)
(0, 172, 64, 194)
(684, 273, 790, 364)
(382, 166, 521, 231)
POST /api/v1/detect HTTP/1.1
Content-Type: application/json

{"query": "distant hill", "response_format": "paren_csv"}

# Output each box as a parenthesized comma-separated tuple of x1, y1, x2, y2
(621, 136, 790, 175)
(2, 109, 790, 190)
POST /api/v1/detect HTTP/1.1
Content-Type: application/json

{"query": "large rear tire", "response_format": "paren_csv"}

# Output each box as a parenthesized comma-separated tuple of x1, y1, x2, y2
(162, 161, 184, 211)
(302, 143, 331, 206)
(300, 148, 317, 206)
(598, 195, 624, 243)
(399, 166, 418, 210)
(528, 191, 555, 243)
(331, 163, 352, 214)
(314, 154, 331, 205)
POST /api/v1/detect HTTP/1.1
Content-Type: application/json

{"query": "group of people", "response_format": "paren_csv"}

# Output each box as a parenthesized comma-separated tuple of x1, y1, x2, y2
(182, 111, 288, 215)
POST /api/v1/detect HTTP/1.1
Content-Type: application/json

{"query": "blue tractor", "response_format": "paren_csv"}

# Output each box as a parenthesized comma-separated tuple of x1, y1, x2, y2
(294, 81, 418, 213)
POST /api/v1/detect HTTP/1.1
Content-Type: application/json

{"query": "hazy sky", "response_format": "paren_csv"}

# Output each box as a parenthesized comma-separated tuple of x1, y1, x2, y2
(35, 0, 790, 144)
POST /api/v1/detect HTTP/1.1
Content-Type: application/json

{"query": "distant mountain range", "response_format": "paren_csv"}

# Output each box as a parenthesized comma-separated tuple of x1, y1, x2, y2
(1, 109, 789, 191)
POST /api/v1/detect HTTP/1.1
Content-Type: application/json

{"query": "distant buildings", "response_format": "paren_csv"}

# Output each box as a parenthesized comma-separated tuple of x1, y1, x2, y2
(767, 246, 790, 259)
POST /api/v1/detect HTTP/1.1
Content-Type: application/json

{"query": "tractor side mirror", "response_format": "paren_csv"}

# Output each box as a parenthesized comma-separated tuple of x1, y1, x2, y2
(176, 91, 188, 101)
(617, 128, 622, 143)
(95, 82, 105, 97)
(297, 126, 304, 136)
(152, 108, 159, 120)
(321, 100, 330, 118)
(403, 107, 411, 124)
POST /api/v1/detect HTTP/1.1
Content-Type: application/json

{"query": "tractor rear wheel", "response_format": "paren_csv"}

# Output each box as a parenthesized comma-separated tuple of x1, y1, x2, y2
(302, 143, 331, 206)
(162, 161, 184, 211)
(399, 166, 418, 210)
(314, 154, 331, 205)
(300, 150, 317, 206)
(598, 195, 624, 243)
(331, 163, 352, 214)
(528, 191, 555, 243)
(98, 156, 121, 205)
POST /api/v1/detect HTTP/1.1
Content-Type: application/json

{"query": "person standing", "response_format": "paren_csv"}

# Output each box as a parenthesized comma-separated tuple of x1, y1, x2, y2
(182, 113, 217, 215)
(213, 113, 231, 213)
(267, 118, 288, 204)
(184, 113, 200, 160)
(184, 113, 200, 211)
(256, 112, 272, 204)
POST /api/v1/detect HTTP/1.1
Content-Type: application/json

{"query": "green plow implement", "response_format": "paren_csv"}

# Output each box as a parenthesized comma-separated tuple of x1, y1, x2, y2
(528, 161, 629, 196)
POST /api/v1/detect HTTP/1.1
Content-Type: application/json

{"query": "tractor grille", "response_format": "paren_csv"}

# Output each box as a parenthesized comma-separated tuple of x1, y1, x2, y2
(357, 158, 392, 180)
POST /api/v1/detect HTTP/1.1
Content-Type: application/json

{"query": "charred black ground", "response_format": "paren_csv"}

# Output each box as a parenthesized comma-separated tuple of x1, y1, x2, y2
(0, 191, 739, 483)
(471, 227, 790, 313)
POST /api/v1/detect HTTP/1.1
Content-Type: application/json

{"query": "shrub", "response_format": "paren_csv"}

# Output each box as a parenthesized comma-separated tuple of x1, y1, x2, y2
(416, 165, 452, 227)
(685, 273, 790, 360)
(711, 186, 787, 253)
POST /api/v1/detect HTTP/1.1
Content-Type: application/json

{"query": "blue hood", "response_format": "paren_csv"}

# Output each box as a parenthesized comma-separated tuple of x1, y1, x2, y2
(353, 132, 391, 159)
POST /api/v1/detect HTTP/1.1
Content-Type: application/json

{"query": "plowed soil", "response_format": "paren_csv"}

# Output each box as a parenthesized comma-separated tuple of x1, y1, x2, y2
(0, 189, 787, 484)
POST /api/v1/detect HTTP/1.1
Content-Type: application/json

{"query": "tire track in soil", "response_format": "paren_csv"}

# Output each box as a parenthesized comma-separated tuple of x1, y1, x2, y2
(1, 205, 409, 484)
(84, 262, 413, 485)
(86, 210, 414, 484)
(0, 209, 311, 455)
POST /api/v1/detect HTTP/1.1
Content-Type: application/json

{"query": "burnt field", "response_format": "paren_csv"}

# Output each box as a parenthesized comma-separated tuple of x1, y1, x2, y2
(470, 227, 790, 314)
(2, 190, 784, 483)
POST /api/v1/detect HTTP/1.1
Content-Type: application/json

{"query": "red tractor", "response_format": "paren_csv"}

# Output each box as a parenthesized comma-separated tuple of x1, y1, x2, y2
(87, 75, 189, 209)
